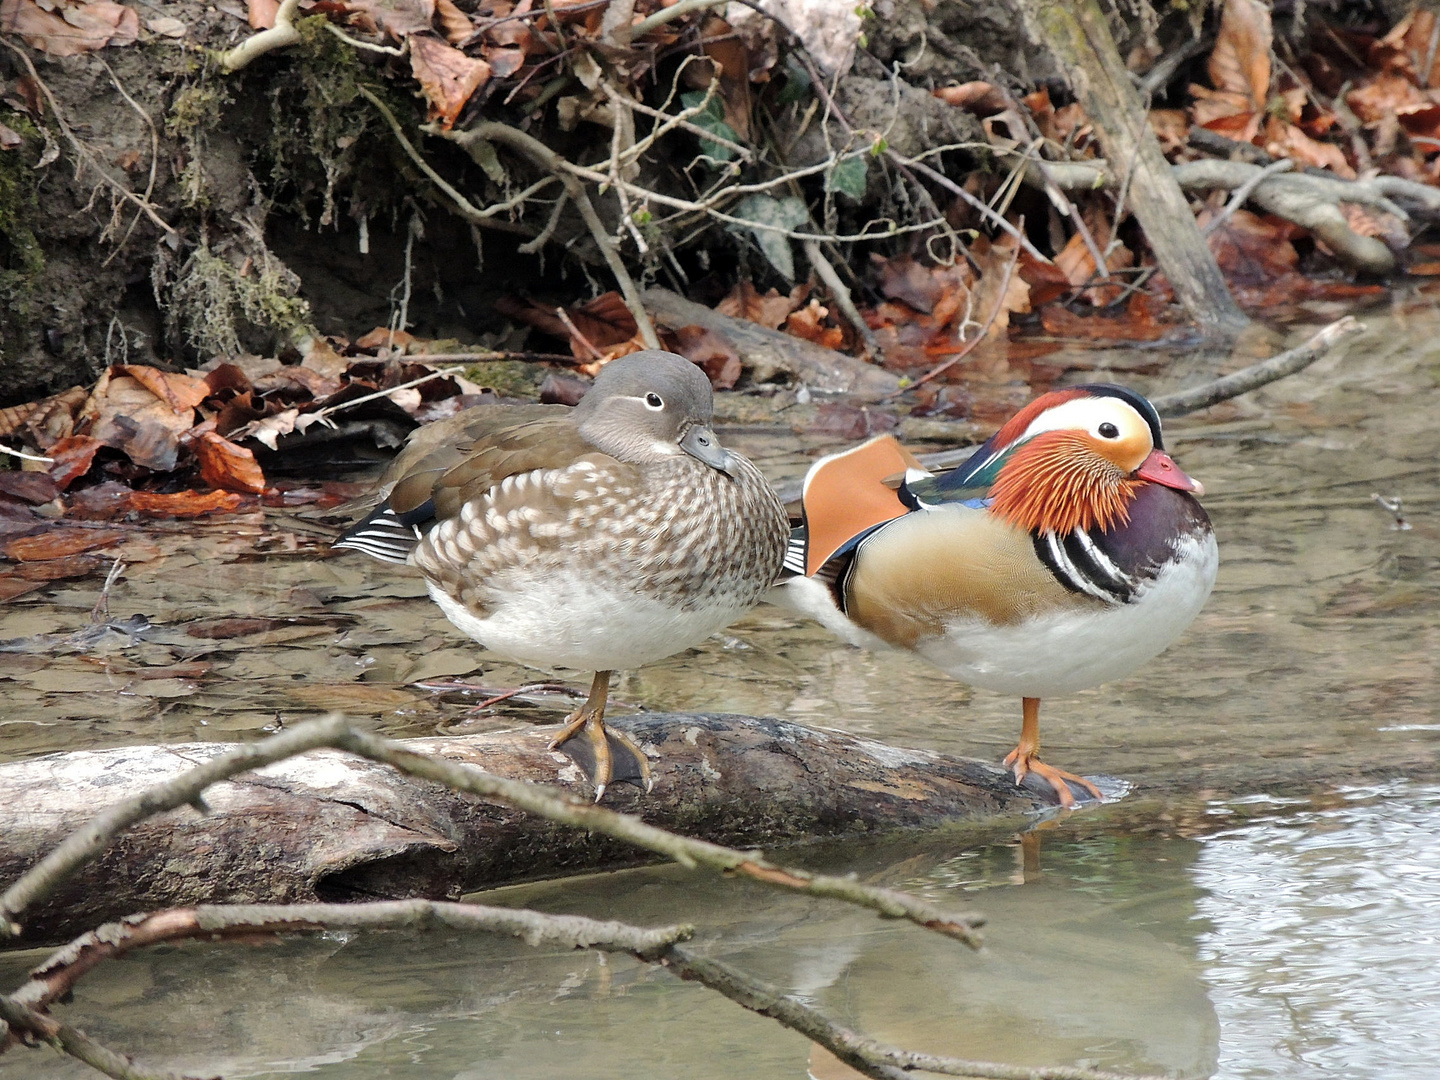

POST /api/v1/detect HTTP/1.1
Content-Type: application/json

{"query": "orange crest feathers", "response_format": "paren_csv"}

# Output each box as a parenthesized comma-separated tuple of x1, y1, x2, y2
(988, 431, 1137, 535)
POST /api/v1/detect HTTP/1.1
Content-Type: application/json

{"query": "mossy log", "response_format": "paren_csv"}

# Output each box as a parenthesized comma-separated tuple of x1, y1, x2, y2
(0, 714, 1065, 944)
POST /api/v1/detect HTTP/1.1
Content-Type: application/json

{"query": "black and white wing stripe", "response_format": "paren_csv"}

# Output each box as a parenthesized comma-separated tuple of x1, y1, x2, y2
(333, 503, 429, 565)
(780, 527, 808, 578)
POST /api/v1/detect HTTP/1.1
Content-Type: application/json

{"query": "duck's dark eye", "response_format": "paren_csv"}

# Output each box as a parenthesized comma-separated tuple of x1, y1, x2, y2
(1098, 422, 1119, 439)
(645, 393, 664, 409)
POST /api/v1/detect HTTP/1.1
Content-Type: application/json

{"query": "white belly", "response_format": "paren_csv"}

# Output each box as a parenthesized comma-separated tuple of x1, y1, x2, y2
(915, 533, 1219, 697)
(427, 573, 749, 674)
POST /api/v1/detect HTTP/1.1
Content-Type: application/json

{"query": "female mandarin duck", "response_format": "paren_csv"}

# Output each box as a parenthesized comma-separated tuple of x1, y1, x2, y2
(772, 384, 1217, 807)
(336, 351, 789, 799)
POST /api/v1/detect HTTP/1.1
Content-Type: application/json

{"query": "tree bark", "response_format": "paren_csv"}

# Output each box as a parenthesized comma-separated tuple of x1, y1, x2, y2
(0, 714, 1060, 943)
(1016, 0, 1251, 335)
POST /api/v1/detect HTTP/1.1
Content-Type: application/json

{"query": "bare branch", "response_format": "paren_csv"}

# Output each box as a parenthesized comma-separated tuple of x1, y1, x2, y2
(449, 122, 663, 349)
(0, 996, 207, 1080)
(0, 718, 983, 946)
(1151, 316, 1365, 417)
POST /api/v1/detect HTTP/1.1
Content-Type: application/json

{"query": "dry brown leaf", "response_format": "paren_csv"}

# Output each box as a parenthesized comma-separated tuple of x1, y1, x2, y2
(88, 374, 196, 471)
(0, 123, 22, 150)
(1379, 10, 1440, 87)
(195, 432, 267, 494)
(252, 366, 343, 399)
(482, 0, 534, 50)
(1052, 220, 1133, 306)
(46, 435, 103, 490)
(784, 301, 844, 351)
(0, 0, 135, 55)
(4, 528, 125, 562)
(672, 325, 741, 390)
(341, 0, 435, 37)
(125, 489, 246, 517)
(434, 0, 470, 43)
(873, 254, 973, 315)
(715, 280, 801, 329)
(1346, 73, 1433, 124)
(700, 16, 752, 140)
(969, 238, 1031, 339)
(118, 365, 209, 414)
(302, 338, 351, 378)
(1340, 203, 1409, 247)
(1190, 85, 1260, 139)
(410, 34, 491, 129)
(482, 44, 525, 79)
(1149, 109, 1191, 154)
(235, 408, 299, 451)
(0, 472, 59, 505)
(932, 81, 1007, 115)
(356, 326, 417, 350)
(1262, 117, 1355, 177)
(1208, 0, 1272, 110)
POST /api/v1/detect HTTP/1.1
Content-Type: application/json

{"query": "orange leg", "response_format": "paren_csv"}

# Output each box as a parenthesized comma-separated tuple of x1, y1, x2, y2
(547, 670, 652, 801)
(1002, 697, 1103, 808)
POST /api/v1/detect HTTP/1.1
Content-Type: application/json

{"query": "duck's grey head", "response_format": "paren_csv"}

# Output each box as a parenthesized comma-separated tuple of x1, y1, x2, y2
(574, 350, 736, 476)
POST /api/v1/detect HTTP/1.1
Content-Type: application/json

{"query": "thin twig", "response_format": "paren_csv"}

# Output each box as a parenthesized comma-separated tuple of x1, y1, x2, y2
(803, 239, 881, 358)
(627, 0, 731, 39)
(555, 307, 606, 360)
(0, 443, 54, 463)
(97, 59, 160, 266)
(356, 86, 540, 237)
(13, 902, 693, 1015)
(1150, 316, 1364, 416)
(0, 996, 200, 1080)
(324, 22, 406, 55)
(311, 366, 465, 421)
(662, 947, 1174, 1080)
(0, 717, 984, 945)
(460, 122, 663, 348)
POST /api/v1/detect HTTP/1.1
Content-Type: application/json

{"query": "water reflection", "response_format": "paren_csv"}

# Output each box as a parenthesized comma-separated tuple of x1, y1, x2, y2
(1195, 784, 1440, 1079)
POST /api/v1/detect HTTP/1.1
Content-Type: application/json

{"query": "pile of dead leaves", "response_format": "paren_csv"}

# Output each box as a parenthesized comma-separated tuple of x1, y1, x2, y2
(0, 334, 500, 524)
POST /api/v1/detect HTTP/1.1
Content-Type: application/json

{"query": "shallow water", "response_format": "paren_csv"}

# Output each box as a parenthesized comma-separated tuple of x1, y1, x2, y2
(1, 297, 1438, 1077)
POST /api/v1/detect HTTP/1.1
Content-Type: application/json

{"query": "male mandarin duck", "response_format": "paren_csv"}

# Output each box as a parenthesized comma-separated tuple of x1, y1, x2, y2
(336, 351, 790, 799)
(772, 384, 1217, 806)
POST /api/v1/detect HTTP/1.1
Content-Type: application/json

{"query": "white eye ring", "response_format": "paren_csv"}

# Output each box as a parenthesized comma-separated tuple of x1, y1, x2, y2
(644, 393, 664, 410)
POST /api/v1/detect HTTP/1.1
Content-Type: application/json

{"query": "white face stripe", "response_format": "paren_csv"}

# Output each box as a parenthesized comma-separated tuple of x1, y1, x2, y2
(1015, 397, 1153, 448)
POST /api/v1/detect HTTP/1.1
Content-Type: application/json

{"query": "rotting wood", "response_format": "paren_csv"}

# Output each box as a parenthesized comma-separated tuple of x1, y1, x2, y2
(643, 288, 901, 398)
(0, 713, 1051, 944)
(1015, 0, 1250, 335)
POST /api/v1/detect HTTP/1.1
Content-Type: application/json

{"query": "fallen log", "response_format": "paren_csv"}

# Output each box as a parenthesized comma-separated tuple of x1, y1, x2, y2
(0, 714, 1057, 944)
(643, 288, 902, 399)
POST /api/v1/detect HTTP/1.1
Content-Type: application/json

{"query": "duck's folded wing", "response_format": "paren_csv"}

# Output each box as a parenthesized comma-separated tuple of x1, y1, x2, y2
(334, 406, 583, 563)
